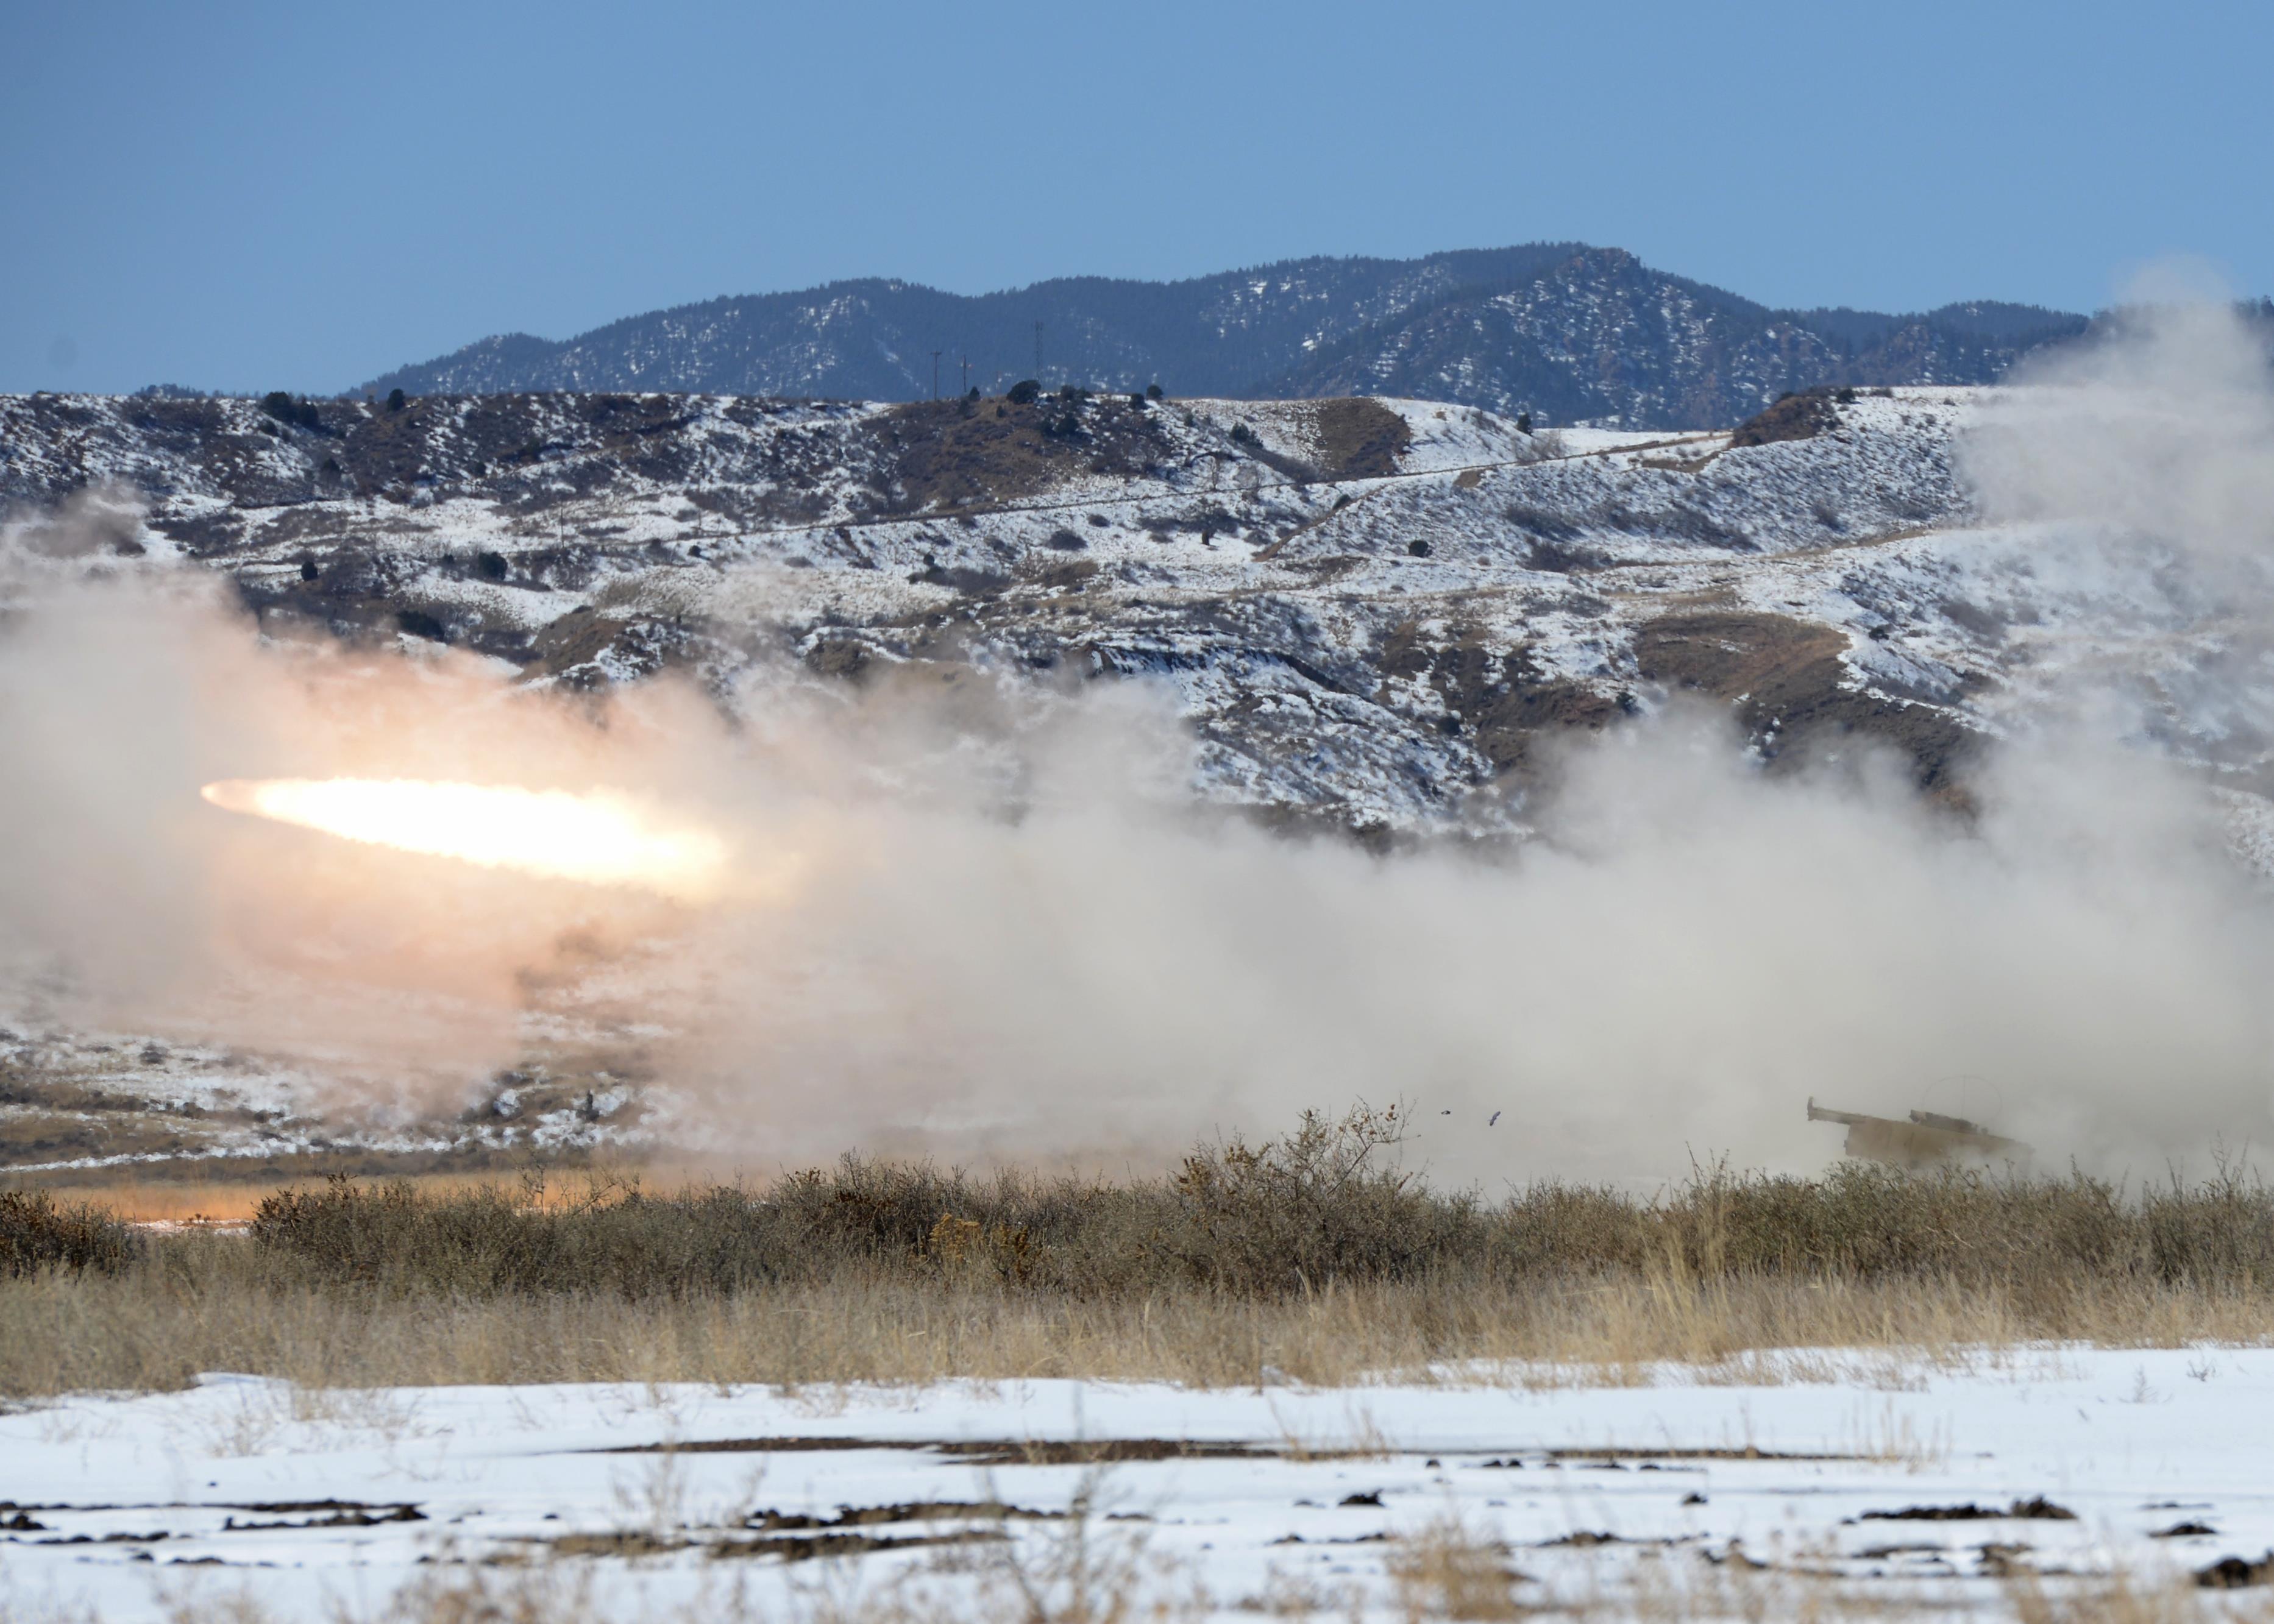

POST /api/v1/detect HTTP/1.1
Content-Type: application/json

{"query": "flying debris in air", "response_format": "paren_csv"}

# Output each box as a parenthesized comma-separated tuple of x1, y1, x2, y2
(1488, 1111, 1501, 1127)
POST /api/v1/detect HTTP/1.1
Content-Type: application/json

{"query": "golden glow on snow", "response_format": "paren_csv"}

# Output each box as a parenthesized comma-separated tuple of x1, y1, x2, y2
(201, 778, 728, 900)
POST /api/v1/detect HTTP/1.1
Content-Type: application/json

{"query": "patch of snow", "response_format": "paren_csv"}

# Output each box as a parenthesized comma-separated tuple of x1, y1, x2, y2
(0, 1348, 2263, 1620)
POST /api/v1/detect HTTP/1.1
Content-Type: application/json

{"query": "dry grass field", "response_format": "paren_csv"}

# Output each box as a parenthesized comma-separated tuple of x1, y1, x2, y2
(1, 1163, 680, 1225)
(6, 1108, 2274, 1400)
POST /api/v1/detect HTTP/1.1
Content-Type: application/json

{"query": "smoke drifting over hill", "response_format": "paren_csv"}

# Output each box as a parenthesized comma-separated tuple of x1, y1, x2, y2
(1965, 285, 2274, 590)
(2, 294, 2272, 1185)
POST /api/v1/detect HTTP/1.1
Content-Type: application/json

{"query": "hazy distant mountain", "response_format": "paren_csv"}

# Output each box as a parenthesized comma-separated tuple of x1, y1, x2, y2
(360, 244, 2086, 430)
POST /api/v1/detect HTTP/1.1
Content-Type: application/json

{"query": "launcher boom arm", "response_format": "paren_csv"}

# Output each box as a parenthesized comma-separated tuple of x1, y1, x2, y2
(1805, 1096, 2031, 1169)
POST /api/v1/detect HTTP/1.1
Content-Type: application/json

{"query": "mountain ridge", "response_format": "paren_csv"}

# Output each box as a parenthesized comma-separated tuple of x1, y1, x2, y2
(360, 245, 2086, 431)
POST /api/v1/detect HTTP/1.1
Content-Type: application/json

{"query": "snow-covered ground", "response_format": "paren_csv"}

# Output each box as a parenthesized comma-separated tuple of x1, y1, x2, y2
(4, 1349, 2269, 1620)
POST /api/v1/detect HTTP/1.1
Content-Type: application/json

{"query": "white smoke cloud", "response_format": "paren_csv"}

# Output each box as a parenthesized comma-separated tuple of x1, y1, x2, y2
(656, 695, 2273, 1186)
(1963, 277, 2274, 575)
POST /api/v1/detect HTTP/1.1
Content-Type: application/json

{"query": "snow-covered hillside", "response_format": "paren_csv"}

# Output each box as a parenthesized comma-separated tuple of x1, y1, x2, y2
(7, 381, 2262, 834)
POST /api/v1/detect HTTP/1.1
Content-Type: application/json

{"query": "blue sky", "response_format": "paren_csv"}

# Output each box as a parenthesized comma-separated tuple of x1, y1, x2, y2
(3, 1, 2268, 394)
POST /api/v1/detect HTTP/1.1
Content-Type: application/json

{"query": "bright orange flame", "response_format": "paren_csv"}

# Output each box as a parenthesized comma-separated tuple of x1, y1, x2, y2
(201, 777, 729, 900)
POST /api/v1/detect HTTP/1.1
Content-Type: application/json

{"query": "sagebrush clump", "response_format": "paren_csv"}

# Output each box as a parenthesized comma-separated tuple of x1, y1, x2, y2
(0, 1190, 138, 1278)
(240, 1109, 2274, 1305)
(8, 1107, 2274, 1395)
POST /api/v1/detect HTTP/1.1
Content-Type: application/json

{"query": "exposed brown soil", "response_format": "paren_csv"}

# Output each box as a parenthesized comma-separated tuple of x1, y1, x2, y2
(602, 1436, 895, 1455)
(1538, 1447, 1852, 1462)
(1632, 611, 1977, 796)
(1860, 1498, 2076, 1522)
(710, 1529, 1000, 1564)
(1729, 390, 1843, 448)
(1023, 556, 1100, 592)
(533, 1499, 1045, 1562)
(1307, 397, 1413, 479)
(522, 606, 726, 687)
(602, 1436, 1265, 1466)
(939, 1438, 1268, 1467)
(750, 1502, 1056, 1531)
(1537, 1531, 1657, 1548)
(2198, 1553, 2274, 1589)
(874, 395, 1176, 514)
(538, 1526, 1000, 1562)
(525, 606, 661, 678)
(1377, 620, 1623, 779)
(802, 634, 873, 679)
(221, 1505, 425, 1531)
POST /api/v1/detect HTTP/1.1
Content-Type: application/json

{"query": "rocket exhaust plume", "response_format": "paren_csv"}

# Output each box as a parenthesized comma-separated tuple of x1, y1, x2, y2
(200, 777, 730, 901)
